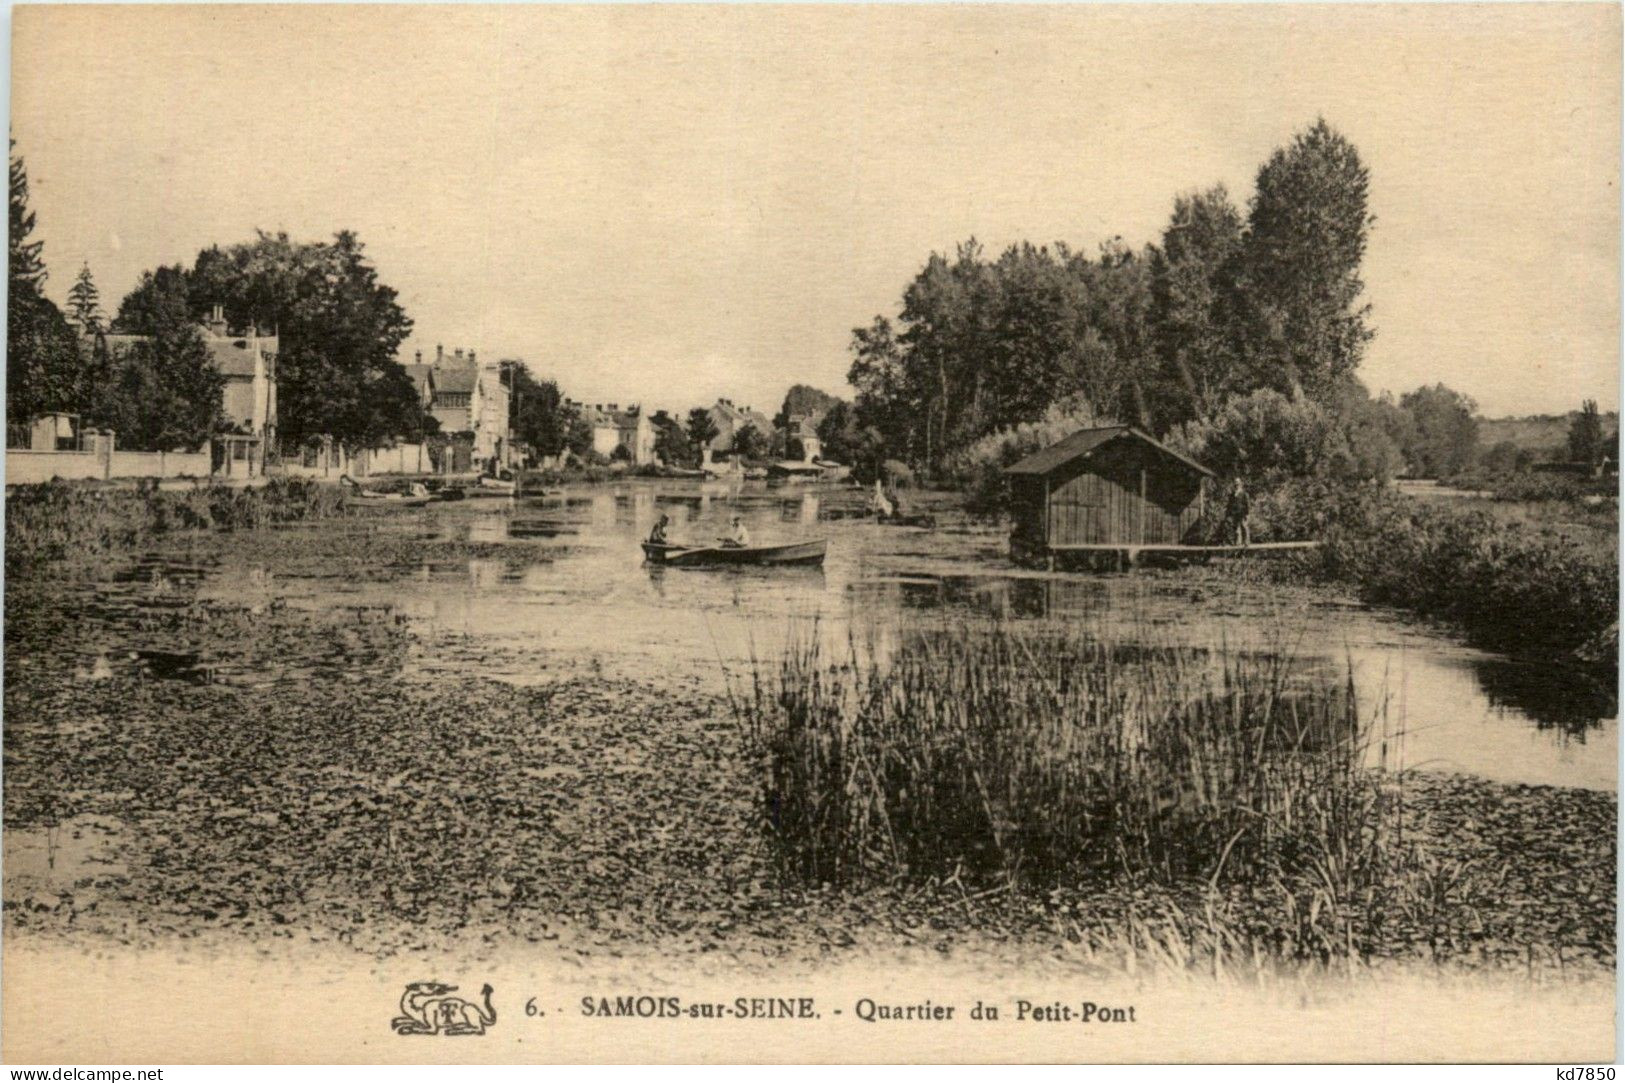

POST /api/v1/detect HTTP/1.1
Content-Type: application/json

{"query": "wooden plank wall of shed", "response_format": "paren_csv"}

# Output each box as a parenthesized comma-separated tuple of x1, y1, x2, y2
(1045, 439, 1205, 545)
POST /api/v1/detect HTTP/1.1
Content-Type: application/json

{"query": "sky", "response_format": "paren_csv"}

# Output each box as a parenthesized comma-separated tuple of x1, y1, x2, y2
(11, 3, 1621, 418)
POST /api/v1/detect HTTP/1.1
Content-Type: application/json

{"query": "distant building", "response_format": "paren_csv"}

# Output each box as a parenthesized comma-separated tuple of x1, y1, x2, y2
(91, 303, 278, 446)
(402, 361, 436, 411)
(706, 397, 774, 456)
(567, 399, 655, 465)
(785, 413, 824, 462)
(423, 345, 510, 465)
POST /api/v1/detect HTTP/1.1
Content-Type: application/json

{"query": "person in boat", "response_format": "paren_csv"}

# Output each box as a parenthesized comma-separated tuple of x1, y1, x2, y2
(721, 515, 751, 548)
(648, 513, 671, 545)
(1225, 477, 1252, 547)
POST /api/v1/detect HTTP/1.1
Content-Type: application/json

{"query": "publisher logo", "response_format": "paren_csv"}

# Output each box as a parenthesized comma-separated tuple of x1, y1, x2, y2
(391, 981, 498, 1036)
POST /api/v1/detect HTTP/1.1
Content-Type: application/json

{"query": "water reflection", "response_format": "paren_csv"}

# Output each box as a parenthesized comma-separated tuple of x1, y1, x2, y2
(50, 479, 1619, 793)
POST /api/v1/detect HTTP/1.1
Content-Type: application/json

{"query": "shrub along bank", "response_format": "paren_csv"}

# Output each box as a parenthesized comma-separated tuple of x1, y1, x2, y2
(5, 477, 348, 569)
(1250, 478, 1617, 674)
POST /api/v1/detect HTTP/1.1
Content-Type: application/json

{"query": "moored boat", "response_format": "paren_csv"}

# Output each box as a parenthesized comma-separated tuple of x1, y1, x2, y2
(346, 487, 431, 508)
(340, 474, 432, 507)
(641, 539, 827, 567)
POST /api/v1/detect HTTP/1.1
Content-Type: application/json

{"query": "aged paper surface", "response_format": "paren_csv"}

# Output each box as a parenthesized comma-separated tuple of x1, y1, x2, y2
(4, 3, 1619, 1065)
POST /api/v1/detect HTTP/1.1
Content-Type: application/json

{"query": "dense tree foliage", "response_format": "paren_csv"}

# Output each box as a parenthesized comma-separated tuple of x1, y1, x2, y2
(7, 141, 93, 429)
(685, 407, 719, 455)
(94, 327, 224, 451)
(849, 118, 1378, 478)
(117, 230, 430, 447)
(507, 362, 586, 458)
(651, 409, 697, 467)
(774, 384, 841, 428)
(1399, 383, 1479, 478)
(1568, 399, 1607, 466)
(730, 423, 765, 460)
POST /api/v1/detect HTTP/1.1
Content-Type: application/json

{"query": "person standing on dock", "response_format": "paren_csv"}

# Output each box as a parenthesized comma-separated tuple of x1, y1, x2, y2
(1225, 477, 1252, 547)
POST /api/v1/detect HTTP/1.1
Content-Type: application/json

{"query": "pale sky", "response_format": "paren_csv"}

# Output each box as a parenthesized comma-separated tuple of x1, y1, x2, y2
(12, 3, 1621, 418)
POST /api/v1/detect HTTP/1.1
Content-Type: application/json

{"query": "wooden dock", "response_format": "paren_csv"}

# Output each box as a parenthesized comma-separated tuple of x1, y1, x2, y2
(1039, 540, 1320, 569)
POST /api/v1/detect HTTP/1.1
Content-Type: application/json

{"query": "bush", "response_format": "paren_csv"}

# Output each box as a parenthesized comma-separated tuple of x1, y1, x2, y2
(1167, 389, 1384, 487)
(880, 460, 915, 489)
(941, 400, 1104, 515)
(1269, 482, 1619, 671)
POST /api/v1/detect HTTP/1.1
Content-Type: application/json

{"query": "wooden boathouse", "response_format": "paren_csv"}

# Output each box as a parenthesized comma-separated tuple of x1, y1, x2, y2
(1004, 426, 1317, 567)
(1005, 426, 1212, 562)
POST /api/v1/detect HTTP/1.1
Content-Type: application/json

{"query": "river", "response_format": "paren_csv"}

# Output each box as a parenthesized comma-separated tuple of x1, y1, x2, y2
(50, 478, 1622, 792)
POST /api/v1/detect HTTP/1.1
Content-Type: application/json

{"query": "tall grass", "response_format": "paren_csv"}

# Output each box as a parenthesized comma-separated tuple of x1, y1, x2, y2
(740, 620, 1387, 897)
(6, 477, 348, 568)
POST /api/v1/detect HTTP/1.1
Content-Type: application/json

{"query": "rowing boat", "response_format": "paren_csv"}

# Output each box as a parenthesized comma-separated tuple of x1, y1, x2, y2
(641, 539, 827, 567)
(346, 488, 431, 508)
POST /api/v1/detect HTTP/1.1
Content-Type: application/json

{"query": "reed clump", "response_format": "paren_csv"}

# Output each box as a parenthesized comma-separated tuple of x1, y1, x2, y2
(742, 621, 1387, 898)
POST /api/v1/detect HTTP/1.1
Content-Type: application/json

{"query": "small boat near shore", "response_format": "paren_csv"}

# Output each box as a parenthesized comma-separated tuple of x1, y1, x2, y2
(641, 539, 827, 567)
(340, 474, 432, 507)
(345, 487, 431, 508)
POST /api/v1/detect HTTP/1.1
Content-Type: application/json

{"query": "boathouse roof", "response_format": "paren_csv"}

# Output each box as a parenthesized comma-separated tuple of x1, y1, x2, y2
(1002, 425, 1214, 478)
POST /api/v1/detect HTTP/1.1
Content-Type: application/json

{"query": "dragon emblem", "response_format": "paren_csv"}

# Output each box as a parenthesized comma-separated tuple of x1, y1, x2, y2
(391, 981, 497, 1036)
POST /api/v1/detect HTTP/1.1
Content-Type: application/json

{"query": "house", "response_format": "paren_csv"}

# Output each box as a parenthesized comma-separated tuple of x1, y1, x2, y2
(199, 306, 278, 444)
(94, 305, 279, 444)
(426, 345, 510, 466)
(1003, 426, 1214, 563)
(706, 398, 774, 458)
(568, 400, 656, 465)
(785, 414, 824, 462)
(87, 304, 277, 477)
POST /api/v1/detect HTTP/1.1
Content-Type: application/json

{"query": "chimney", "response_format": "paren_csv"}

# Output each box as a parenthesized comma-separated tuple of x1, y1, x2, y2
(414, 350, 423, 364)
(455, 348, 465, 361)
(436, 344, 444, 363)
(469, 350, 477, 364)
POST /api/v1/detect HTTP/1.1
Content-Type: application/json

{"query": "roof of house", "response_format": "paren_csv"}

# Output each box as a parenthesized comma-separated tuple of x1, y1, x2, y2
(402, 363, 435, 393)
(95, 327, 276, 379)
(205, 339, 264, 378)
(1002, 426, 1214, 478)
(433, 364, 478, 395)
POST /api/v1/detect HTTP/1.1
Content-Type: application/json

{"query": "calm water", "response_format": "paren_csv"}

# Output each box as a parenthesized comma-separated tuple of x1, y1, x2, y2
(98, 480, 1622, 791)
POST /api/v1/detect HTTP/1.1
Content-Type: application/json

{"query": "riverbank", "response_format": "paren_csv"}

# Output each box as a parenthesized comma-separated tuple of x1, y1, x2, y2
(5, 477, 349, 570)
(4, 571, 1612, 977)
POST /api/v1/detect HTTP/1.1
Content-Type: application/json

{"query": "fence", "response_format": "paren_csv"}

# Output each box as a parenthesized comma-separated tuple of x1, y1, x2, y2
(8, 437, 436, 486)
(110, 450, 212, 479)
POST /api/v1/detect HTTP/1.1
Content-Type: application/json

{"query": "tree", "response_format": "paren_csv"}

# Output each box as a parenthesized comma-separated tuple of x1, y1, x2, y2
(120, 230, 428, 448)
(67, 263, 103, 334)
(1236, 118, 1374, 400)
(10, 140, 45, 298)
(1145, 186, 1245, 429)
(686, 407, 719, 456)
(1399, 383, 1479, 477)
(1568, 399, 1607, 466)
(505, 363, 572, 457)
(1169, 388, 1354, 486)
(774, 384, 841, 430)
(731, 423, 765, 461)
(7, 140, 90, 428)
(651, 409, 696, 467)
(95, 274, 224, 450)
